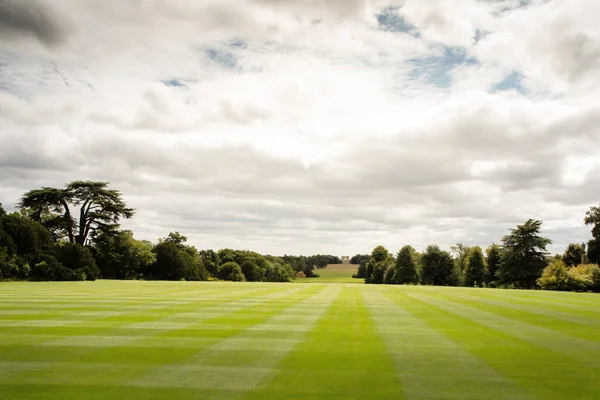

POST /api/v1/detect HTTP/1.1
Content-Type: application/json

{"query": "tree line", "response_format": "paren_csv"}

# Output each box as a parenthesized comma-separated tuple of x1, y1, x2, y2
(0, 181, 338, 282)
(354, 214, 600, 292)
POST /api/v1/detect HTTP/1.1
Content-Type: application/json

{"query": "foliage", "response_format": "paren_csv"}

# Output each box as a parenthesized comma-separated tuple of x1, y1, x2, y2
(464, 246, 486, 287)
(352, 263, 367, 279)
(563, 243, 585, 267)
(199, 249, 220, 277)
(19, 181, 134, 245)
(498, 219, 551, 289)
(420, 245, 456, 286)
(537, 260, 600, 292)
(352, 254, 370, 279)
(219, 261, 246, 282)
(383, 264, 395, 284)
(151, 233, 207, 281)
(393, 245, 419, 284)
(282, 254, 340, 273)
(584, 204, 600, 264)
(55, 242, 100, 280)
(485, 244, 502, 286)
(240, 259, 264, 282)
(450, 243, 470, 286)
(567, 264, 600, 292)
(365, 245, 394, 284)
(92, 230, 155, 279)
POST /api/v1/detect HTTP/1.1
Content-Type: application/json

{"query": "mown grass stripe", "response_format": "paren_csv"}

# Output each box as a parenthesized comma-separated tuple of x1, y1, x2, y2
(394, 289, 600, 399)
(0, 284, 314, 387)
(127, 285, 337, 394)
(365, 286, 529, 400)
(243, 285, 404, 400)
(459, 289, 600, 317)
(411, 291, 600, 368)
(428, 289, 600, 343)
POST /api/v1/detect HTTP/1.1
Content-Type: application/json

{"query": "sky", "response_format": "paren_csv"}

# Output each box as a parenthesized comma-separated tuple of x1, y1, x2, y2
(1, 0, 599, 257)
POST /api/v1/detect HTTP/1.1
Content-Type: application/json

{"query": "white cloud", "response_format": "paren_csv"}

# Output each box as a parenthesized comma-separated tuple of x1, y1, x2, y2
(1, 0, 599, 256)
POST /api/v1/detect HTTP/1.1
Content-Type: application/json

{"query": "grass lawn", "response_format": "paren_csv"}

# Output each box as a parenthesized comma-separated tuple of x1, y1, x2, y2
(295, 263, 363, 283)
(1, 281, 599, 399)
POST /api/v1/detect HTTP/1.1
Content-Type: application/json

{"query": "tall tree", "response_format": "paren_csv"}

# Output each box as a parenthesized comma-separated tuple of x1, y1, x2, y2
(485, 244, 501, 284)
(92, 230, 155, 279)
(498, 219, 551, 288)
(151, 233, 207, 281)
(420, 245, 455, 286)
(393, 245, 419, 284)
(19, 181, 134, 245)
(365, 245, 394, 284)
(351, 254, 370, 279)
(584, 204, 600, 264)
(464, 246, 486, 287)
(563, 243, 585, 267)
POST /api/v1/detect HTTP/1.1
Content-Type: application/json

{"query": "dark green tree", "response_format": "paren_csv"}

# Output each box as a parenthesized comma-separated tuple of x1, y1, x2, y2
(584, 204, 600, 264)
(151, 233, 207, 281)
(199, 249, 220, 277)
(485, 244, 501, 285)
(420, 245, 455, 286)
(19, 181, 134, 245)
(55, 242, 100, 280)
(92, 230, 155, 279)
(393, 245, 419, 284)
(383, 264, 395, 284)
(464, 246, 486, 287)
(365, 245, 394, 284)
(219, 261, 246, 281)
(351, 254, 370, 278)
(350, 254, 370, 265)
(240, 259, 263, 281)
(563, 243, 585, 267)
(498, 219, 551, 288)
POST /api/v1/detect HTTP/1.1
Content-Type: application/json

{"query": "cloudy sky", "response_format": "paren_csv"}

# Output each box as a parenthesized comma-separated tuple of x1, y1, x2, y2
(1, 0, 599, 256)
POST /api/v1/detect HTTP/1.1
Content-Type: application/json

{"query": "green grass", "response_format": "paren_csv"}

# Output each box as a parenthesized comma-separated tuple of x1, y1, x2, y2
(295, 263, 363, 283)
(1, 281, 599, 399)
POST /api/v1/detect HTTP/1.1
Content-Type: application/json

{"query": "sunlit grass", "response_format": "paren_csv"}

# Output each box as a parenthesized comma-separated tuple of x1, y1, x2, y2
(0, 281, 599, 399)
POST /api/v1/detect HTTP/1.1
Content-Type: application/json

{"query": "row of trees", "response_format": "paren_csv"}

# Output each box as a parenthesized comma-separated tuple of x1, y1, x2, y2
(356, 215, 600, 292)
(0, 181, 337, 282)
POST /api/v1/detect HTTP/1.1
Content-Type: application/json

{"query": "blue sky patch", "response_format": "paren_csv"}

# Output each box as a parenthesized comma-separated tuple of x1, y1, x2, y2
(376, 7, 418, 35)
(162, 79, 187, 88)
(408, 47, 478, 88)
(491, 71, 526, 93)
(205, 47, 238, 69)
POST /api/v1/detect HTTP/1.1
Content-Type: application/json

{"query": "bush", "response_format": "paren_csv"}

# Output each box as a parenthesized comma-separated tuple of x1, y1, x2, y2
(30, 259, 85, 281)
(568, 264, 600, 292)
(219, 261, 246, 282)
(0, 253, 30, 280)
(383, 265, 395, 284)
(56, 243, 99, 280)
(537, 259, 571, 291)
(538, 260, 600, 292)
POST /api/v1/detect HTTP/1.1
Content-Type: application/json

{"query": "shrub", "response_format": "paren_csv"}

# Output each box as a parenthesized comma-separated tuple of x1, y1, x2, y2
(219, 261, 246, 282)
(538, 260, 600, 292)
(568, 264, 600, 292)
(537, 259, 571, 291)
(30, 260, 85, 281)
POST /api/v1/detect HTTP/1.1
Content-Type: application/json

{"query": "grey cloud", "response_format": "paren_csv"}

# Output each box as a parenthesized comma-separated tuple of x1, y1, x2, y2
(0, 0, 67, 45)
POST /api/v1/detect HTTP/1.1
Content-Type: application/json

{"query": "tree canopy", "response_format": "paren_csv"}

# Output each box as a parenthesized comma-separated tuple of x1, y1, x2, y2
(19, 181, 134, 245)
(498, 219, 551, 289)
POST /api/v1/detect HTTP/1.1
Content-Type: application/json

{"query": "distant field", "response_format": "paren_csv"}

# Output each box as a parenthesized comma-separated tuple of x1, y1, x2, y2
(295, 263, 362, 283)
(1, 281, 600, 399)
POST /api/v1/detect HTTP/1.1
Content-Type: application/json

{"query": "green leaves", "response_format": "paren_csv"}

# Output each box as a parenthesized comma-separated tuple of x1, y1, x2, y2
(394, 245, 419, 284)
(19, 181, 134, 245)
(499, 219, 551, 289)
